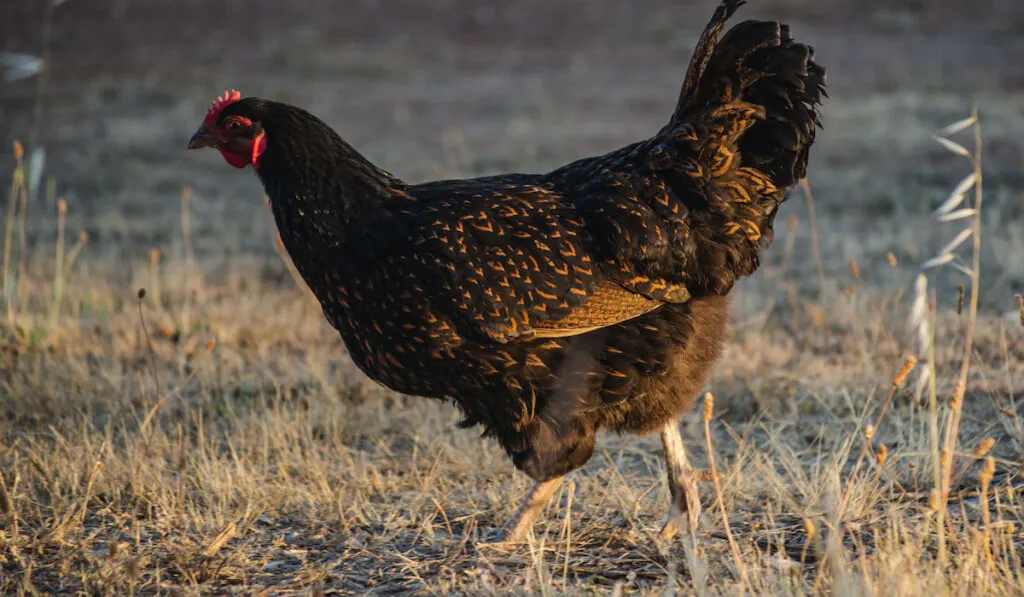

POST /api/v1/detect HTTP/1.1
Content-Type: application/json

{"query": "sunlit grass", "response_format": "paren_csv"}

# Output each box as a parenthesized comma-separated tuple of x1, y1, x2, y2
(1, 116, 1022, 594)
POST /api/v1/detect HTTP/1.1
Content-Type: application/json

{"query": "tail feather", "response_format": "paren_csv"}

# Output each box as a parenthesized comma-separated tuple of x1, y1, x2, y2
(674, 0, 748, 118)
(664, 3, 826, 292)
(675, 11, 826, 184)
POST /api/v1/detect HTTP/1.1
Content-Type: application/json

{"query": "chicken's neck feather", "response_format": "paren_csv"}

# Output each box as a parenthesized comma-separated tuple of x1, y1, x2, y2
(252, 102, 410, 261)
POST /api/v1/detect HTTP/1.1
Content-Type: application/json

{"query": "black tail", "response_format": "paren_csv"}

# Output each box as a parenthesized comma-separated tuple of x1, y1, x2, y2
(674, 4, 826, 190)
(665, 1, 826, 293)
(673, 0, 748, 121)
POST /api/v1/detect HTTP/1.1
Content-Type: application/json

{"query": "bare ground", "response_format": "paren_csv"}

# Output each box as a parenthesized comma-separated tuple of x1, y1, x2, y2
(1, 0, 1024, 594)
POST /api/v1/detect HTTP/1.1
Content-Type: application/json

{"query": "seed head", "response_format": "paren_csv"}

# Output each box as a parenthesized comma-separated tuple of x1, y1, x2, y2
(702, 392, 714, 422)
(973, 437, 995, 458)
(803, 518, 816, 540)
(893, 356, 916, 387)
(979, 456, 996, 486)
(950, 383, 965, 411)
(849, 259, 861, 280)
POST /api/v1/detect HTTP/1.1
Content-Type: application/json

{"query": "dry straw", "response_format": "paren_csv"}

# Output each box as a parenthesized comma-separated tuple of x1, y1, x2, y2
(701, 392, 748, 589)
(914, 109, 985, 565)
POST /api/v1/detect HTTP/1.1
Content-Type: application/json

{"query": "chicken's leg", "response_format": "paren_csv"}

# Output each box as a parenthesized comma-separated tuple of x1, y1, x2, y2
(491, 477, 564, 543)
(658, 421, 710, 540)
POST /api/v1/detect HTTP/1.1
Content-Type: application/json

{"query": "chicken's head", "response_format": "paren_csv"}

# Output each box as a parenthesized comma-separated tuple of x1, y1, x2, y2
(187, 89, 267, 168)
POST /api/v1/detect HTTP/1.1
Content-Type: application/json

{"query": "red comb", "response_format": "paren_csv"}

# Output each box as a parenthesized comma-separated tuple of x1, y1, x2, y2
(202, 89, 242, 125)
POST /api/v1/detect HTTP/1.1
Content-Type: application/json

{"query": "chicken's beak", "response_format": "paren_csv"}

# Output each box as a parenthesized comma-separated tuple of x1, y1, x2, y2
(187, 125, 217, 150)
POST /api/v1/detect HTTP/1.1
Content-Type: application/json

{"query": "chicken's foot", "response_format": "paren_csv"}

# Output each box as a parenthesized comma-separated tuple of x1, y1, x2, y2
(489, 476, 564, 544)
(659, 420, 713, 540)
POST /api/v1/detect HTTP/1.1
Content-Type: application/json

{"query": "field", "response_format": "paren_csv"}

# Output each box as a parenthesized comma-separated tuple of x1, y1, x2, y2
(2, 0, 1024, 594)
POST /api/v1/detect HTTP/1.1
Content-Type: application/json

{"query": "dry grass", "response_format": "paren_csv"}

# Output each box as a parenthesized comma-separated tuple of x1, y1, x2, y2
(1, 116, 1023, 595)
(3, 1, 1024, 594)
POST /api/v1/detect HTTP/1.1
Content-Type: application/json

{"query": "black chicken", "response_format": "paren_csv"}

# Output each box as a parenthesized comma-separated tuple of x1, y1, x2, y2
(187, 0, 825, 543)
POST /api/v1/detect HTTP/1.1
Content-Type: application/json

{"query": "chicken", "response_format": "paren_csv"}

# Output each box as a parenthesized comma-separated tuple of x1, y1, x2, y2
(187, 0, 825, 543)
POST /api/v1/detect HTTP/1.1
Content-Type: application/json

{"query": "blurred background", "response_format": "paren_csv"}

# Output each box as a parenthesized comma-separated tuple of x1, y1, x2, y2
(2, 0, 1023, 307)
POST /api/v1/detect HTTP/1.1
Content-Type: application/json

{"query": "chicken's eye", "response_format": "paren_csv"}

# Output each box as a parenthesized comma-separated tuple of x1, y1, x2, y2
(225, 119, 243, 131)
